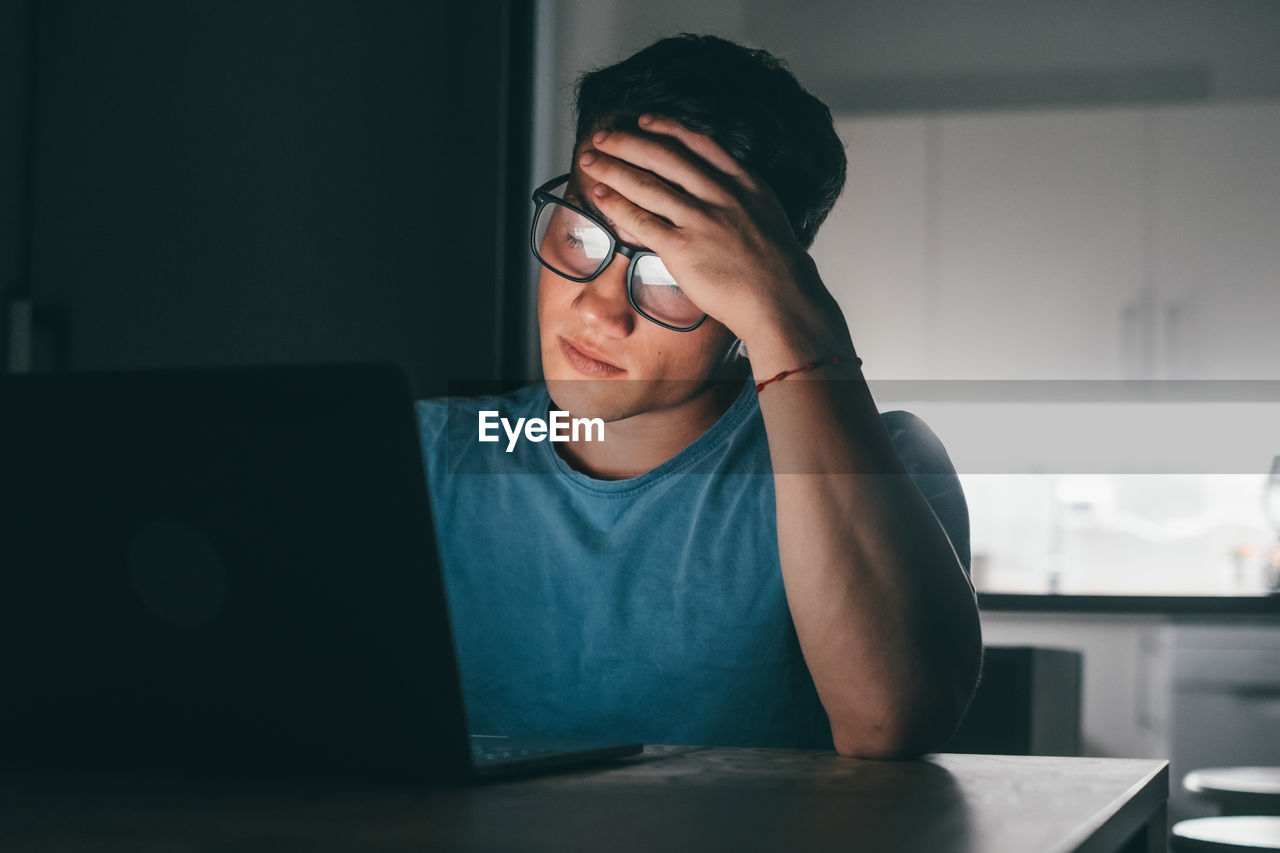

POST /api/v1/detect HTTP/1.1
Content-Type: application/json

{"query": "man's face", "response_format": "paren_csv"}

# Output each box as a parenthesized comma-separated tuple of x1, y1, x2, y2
(537, 140, 737, 422)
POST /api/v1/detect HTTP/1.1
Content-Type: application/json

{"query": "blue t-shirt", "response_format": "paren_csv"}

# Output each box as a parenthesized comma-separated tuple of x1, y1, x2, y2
(416, 379, 970, 750)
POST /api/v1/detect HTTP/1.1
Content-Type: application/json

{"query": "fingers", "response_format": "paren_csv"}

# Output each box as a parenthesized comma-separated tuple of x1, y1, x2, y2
(579, 147, 700, 228)
(579, 115, 762, 255)
(590, 125, 736, 204)
(633, 115, 753, 186)
(588, 181, 678, 252)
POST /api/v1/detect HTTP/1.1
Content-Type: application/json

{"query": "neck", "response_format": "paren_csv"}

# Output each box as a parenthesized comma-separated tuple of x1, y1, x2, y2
(553, 379, 745, 480)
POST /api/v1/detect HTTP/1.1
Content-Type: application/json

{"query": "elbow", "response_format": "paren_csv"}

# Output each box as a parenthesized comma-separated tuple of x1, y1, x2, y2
(831, 613, 985, 760)
(830, 670, 980, 760)
(832, 725, 913, 760)
(831, 711, 958, 760)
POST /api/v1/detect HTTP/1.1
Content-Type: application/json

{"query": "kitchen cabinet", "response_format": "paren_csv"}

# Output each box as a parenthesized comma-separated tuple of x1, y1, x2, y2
(981, 610, 1280, 826)
(1149, 102, 1280, 380)
(932, 109, 1147, 380)
(814, 100, 1280, 381)
(809, 116, 935, 379)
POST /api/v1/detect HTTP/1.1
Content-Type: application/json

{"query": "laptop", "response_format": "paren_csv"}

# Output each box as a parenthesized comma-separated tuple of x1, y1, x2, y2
(0, 363, 641, 781)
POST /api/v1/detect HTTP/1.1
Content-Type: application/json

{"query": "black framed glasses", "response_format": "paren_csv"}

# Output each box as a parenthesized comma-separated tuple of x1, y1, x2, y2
(530, 174, 707, 332)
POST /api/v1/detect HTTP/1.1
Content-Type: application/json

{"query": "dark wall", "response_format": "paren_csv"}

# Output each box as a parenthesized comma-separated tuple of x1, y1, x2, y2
(21, 0, 530, 396)
(0, 1, 34, 365)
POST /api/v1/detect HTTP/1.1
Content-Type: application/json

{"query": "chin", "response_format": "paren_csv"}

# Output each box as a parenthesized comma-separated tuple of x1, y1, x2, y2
(544, 375, 646, 423)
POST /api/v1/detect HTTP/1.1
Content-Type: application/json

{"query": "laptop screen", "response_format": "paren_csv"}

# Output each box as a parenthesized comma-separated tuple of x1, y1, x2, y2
(0, 364, 471, 780)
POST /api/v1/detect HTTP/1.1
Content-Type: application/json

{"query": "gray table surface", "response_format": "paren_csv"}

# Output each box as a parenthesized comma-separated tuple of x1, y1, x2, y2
(0, 747, 1169, 853)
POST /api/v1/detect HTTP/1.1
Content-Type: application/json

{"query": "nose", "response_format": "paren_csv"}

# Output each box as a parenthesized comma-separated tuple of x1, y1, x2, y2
(572, 253, 635, 338)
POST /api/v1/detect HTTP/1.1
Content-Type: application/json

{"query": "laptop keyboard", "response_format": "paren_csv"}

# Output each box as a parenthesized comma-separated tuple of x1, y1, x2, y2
(469, 736, 556, 765)
(466, 735, 642, 774)
(471, 744, 554, 763)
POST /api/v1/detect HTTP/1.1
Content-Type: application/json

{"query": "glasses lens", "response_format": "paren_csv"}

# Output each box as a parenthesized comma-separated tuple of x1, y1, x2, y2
(532, 200, 613, 280)
(630, 254, 705, 330)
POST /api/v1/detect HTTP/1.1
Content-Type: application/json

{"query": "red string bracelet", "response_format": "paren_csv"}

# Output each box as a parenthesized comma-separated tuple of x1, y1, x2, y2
(755, 354, 860, 393)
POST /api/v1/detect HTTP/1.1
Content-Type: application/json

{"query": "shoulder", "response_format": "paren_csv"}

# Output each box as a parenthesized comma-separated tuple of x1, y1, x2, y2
(880, 409, 972, 575)
(879, 410, 956, 480)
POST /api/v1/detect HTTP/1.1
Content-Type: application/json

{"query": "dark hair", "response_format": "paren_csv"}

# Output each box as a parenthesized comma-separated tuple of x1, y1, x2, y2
(574, 34, 846, 249)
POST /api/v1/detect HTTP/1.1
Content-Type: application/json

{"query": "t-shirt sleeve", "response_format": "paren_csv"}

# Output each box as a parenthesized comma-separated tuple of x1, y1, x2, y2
(416, 398, 448, 454)
(415, 397, 461, 493)
(881, 410, 972, 580)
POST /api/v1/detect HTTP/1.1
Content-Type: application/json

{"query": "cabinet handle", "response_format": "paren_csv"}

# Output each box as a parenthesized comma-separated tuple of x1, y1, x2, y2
(1229, 685, 1280, 699)
(1121, 292, 1158, 378)
(1228, 686, 1280, 718)
(1121, 300, 1141, 378)
(1164, 300, 1183, 377)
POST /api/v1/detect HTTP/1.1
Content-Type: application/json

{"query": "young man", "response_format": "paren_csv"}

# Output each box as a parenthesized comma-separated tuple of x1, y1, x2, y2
(418, 35, 981, 759)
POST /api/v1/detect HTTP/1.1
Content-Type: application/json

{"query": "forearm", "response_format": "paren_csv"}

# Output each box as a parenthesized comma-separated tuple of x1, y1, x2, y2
(746, 293, 982, 759)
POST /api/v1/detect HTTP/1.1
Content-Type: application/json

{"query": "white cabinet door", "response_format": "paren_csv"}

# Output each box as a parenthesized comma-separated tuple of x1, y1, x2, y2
(811, 116, 934, 379)
(933, 109, 1148, 379)
(1151, 102, 1280, 379)
(818, 103, 1280, 381)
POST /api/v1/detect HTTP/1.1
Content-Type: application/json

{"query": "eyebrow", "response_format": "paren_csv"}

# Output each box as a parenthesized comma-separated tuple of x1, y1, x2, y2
(564, 191, 616, 231)
(564, 190, 649, 252)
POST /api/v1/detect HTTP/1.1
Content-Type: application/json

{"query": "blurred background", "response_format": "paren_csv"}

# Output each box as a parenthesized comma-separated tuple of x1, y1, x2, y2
(4, 0, 1279, 826)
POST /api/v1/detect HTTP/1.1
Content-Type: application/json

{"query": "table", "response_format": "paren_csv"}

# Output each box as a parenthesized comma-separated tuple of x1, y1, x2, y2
(0, 747, 1168, 852)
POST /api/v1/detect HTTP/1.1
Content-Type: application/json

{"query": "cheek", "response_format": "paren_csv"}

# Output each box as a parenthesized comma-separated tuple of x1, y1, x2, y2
(645, 326, 734, 375)
(537, 270, 575, 321)
(688, 323, 735, 360)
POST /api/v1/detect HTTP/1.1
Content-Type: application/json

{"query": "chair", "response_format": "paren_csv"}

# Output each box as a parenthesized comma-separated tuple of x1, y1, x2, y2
(1184, 768, 1280, 816)
(1171, 768, 1280, 851)
(1170, 815, 1280, 851)
(941, 646, 1082, 756)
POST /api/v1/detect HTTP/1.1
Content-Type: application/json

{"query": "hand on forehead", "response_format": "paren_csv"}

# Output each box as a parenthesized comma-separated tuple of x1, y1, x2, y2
(566, 111, 809, 343)
(589, 115, 745, 181)
(564, 162, 647, 248)
(571, 115, 750, 246)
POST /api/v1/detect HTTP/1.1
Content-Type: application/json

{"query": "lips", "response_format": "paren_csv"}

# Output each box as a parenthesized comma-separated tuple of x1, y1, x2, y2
(558, 336, 625, 377)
